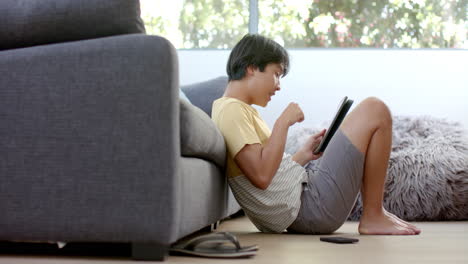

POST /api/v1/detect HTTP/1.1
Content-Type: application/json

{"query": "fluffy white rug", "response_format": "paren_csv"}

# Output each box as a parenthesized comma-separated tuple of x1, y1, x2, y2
(285, 116, 468, 221)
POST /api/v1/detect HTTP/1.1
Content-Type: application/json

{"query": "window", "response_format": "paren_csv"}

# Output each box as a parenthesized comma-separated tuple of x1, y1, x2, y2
(140, 0, 248, 48)
(141, 0, 467, 49)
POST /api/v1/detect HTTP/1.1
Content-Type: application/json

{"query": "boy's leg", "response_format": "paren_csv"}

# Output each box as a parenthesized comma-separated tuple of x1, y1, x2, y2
(340, 97, 420, 235)
(288, 128, 366, 234)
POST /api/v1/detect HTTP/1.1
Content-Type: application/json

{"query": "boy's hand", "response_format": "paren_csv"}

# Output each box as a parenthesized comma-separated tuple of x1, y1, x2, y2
(279, 103, 304, 127)
(292, 129, 326, 166)
(303, 129, 326, 160)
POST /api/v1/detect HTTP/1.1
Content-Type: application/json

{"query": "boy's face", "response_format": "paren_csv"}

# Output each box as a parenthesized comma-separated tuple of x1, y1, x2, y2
(248, 63, 284, 107)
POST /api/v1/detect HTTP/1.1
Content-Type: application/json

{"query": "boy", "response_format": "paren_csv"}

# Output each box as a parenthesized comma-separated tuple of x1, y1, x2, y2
(212, 34, 421, 235)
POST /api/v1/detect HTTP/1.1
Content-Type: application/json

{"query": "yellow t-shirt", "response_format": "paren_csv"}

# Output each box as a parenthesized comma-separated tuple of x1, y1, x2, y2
(212, 97, 271, 178)
(212, 96, 307, 233)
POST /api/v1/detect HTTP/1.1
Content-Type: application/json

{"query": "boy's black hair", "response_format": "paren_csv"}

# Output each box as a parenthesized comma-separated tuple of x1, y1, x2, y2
(226, 34, 289, 81)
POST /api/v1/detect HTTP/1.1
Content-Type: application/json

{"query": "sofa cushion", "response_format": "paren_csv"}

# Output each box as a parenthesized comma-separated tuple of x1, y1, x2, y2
(181, 76, 228, 117)
(0, 0, 146, 51)
(179, 89, 191, 103)
(180, 99, 226, 168)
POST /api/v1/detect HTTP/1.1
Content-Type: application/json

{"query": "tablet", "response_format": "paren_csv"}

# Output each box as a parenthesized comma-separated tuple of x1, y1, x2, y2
(313, 96, 354, 155)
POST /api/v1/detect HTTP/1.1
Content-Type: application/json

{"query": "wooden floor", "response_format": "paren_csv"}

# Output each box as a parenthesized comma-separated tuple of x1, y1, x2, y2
(1, 216, 467, 264)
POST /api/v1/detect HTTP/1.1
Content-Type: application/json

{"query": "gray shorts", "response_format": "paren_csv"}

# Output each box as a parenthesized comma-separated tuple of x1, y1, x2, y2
(287, 129, 365, 234)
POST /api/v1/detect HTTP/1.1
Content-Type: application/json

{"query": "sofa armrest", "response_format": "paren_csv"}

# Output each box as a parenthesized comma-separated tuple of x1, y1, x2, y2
(0, 34, 180, 244)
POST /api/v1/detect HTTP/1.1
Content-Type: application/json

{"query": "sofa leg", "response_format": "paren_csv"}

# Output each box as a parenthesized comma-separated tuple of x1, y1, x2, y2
(131, 242, 168, 261)
(212, 220, 220, 231)
(200, 220, 221, 233)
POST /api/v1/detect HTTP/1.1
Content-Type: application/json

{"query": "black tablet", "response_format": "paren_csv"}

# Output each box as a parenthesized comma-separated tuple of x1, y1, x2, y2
(313, 96, 354, 155)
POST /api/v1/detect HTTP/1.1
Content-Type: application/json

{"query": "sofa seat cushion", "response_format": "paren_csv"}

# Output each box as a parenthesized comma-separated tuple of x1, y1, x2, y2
(0, 0, 146, 51)
(180, 99, 226, 169)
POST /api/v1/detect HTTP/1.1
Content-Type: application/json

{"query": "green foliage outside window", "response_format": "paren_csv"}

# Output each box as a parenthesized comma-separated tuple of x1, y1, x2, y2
(179, 0, 249, 48)
(141, 0, 467, 49)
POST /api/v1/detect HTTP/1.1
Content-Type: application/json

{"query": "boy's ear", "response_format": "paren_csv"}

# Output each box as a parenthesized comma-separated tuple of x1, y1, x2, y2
(246, 65, 257, 76)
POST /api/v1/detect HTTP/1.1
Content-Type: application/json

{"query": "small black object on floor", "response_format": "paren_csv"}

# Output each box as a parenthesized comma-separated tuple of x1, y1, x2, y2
(320, 237, 359, 244)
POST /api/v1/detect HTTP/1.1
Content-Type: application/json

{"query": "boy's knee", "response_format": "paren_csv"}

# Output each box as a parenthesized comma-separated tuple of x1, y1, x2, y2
(361, 97, 392, 127)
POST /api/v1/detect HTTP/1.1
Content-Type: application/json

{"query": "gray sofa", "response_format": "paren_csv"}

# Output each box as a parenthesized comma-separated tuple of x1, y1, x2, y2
(0, 0, 239, 261)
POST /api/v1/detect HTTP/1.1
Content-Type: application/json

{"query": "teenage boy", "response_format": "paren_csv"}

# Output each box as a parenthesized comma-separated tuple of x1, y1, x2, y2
(212, 34, 421, 235)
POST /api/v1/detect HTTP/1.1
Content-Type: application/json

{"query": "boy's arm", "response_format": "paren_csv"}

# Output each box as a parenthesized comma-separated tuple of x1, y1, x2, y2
(234, 103, 303, 190)
(235, 119, 288, 190)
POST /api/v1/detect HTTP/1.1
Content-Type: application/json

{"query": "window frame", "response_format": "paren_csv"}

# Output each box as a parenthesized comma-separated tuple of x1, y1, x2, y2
(249, 0, 259, 34)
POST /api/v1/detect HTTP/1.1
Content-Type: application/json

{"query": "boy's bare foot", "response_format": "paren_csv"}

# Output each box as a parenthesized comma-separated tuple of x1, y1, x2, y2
(358, 210, 420, 235)
(384, 210, 421, 234)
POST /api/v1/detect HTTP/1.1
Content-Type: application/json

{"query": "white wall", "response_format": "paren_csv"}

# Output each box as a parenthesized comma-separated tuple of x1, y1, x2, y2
(178, 49, 468, 129)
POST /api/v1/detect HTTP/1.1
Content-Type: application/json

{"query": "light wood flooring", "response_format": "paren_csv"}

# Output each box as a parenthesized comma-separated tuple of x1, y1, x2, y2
(1, 216, 467, 264)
